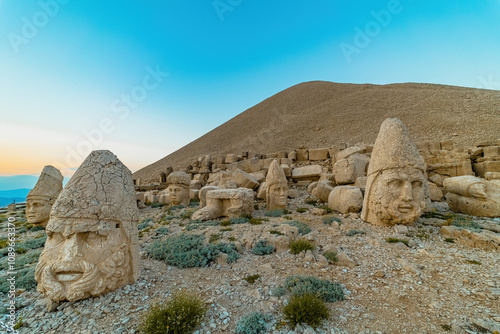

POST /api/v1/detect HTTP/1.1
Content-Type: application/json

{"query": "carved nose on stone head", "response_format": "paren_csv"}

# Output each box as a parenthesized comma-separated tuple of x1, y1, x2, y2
(60, 234, 82, 261)
(401, 182, 413, 201)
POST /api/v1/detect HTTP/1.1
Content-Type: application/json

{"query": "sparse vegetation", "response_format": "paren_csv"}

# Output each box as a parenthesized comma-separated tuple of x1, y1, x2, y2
(271, 286, 287, 297)
(244, 274, 261, 284)
(0, 267, 37, 293)
(450, 216, 481, 231)
(265, 209, 288, 217)
(444, 238, 455, 243)
(269, 230, 284, 236)
(466, 259, 482, 265)
(317, 205, 333, 214)
(251, 239, 275, 255)
(155, 227, 169, 235)
(285, 275, 345, 302)
(230, 217, 250, 224)
(286, 221, 311, 235)
(305, 199, 318, 206)
(296, 207, 308, 213)
(282, 293, 329, 329)
(385, 237, 409, 246)
(235, 312, 272, 334)
(186, 220, 219, 231)
(147, 234, 240, 268)
(346, 229, 365, 236)
(249, 218, 265, 225)
(323, 250, 338, 263)
(322, 216, 341, 225)
(139, 290, 207, 334)
(289, 239, 314, 254)
(441, 324, 452, 331)
(209, 233, 222, 244)
(219, 220, 231, 226)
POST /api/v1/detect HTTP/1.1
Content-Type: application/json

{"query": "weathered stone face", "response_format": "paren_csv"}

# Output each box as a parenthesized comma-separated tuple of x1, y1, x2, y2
(167, 171, 191, 206)
(168, 184, 189, 206)
(35, 150, 139, 302)
(26, 199, 52, 226)
(36, 219, 131, 302)
(371, 167, 427, 225)
(26, 165, 63, 228)
(265, 159, 288, 210)
(361, 118, 429, 226)
(267, 183, 288, 210)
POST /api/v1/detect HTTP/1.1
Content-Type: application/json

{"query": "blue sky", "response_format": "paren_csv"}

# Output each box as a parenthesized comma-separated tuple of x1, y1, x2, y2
(1, 0, 499, 180)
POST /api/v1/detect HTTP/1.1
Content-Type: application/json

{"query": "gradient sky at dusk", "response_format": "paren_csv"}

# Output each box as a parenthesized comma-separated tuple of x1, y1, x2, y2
(1, 0, 499, 183)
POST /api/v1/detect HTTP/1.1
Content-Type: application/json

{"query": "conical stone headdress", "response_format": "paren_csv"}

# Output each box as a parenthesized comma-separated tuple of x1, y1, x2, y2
(266, 159, 287, 188)
(366, 118, 426, 177)
(27, 165, 63, 203)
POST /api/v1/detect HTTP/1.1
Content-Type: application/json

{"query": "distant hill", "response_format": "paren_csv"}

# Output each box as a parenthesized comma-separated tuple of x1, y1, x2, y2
(133, 81, 500, 180)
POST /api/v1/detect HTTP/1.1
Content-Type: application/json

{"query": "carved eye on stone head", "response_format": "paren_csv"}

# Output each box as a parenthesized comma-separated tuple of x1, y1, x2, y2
(411, 180, 423, 189)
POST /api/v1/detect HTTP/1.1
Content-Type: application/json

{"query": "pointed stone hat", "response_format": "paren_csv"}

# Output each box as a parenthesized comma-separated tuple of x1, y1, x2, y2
(266, 159, 287, 188)
(47, 150, 140, 280)
(366, 118, 426, 177)
(27, 165, 64, 202)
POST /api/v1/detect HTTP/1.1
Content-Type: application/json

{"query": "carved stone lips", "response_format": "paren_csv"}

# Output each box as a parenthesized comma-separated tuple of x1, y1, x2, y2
(398, 204, 413, 213)
(55, 269, 84, 282)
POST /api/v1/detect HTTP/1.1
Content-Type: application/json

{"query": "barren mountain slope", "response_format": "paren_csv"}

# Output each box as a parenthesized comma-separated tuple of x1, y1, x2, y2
(134, 81, 500, 179)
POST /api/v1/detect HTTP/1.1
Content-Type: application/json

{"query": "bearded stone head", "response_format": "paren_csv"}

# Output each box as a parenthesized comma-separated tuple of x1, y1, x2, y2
(35, 150, 139, 302)
(361, 118, 430, 226)
(372, 167, 427, 225)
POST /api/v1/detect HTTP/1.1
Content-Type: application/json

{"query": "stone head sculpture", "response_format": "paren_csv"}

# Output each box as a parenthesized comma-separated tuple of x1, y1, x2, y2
(167, 171, 191, 206)
(26, 165, 64, 228)
(35, 150, 140, 302)
(361, 118, 430, 226)
(265, 159, 288, 210)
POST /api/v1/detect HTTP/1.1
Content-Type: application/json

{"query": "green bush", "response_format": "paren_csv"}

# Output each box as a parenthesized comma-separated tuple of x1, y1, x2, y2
(322, 216, 341, 225)
(156, 227, 169, 235)
(29, 225, 45, 232)
(296, 208, 308, 213)
(17, 236, 46, 250)
(251, 240, 274, 255)
(244, 274, 261, 284)
(249, 218, 267, 225)
(317, 205, 332, 214)
(235, 312, 272, 334)
(283, 293, 329, 329)
(271, 286, 287, 297)
(139, 290, 207, 334)
(230, 217, 250, 224)
(265, 209, 287, 217)
(304, 199, 318, 206)
(269, 230, 283, 236)
(138, 222, 151, 230)
(451, 217, 481, 230)
(186, 220, 219, 231)
(285, 276, 345, 302)
(286, 221, 311, 235)
(289, 239, 314, 254)
(323, 251, 338, 263)
(385, 237, 409, 246)
(346, 229, 365, 237)
(209, 233, 222, 244)
(147, 234, 240, 268)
